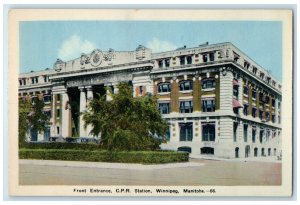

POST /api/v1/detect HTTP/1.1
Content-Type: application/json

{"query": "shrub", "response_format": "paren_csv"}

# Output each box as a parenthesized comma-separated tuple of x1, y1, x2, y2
(19, 149, 189, 164)
(22, 142, 102, 150)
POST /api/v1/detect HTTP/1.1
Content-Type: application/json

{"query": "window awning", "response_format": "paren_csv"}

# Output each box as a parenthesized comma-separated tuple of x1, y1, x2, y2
(233, 79, 239, 86)
(233, 99, 243, 108)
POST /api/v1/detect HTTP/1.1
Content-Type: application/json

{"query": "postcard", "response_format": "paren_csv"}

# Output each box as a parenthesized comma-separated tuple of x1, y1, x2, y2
(8, 9, 293, 197)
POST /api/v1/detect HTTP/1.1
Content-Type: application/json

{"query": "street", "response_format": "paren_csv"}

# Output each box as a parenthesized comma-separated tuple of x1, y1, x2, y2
(19, 158, 281, 186)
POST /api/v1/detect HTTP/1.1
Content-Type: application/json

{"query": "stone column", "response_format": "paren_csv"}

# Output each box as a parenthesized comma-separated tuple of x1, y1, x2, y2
(85, 86, 93, 137)
(79, 86, 87, 137)
(61, 89, 70, 138)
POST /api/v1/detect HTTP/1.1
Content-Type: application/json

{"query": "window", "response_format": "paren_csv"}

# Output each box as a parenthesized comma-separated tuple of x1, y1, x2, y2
(158, 83, 171, 93)
(261, 148, 265, 156)
(57, 126, 60, 135)
(56, 109, 60, 118)
(202, 123, 215, 141)
(243, 86, 249, 95)
(165, 59, 170, 67)
(180, 101, 193, 113)
(23, 79, 26, 85)
(179, 123, 193, 141)
(233, 52, 240, 63)
(244, 61, 250, 69)
(259, 92, 264, 102)
(30, 129, 38, 141)
(202, 54, 208, 62)
(252, 67, 257, 75)
(265, 96, 270, 104)
(266, 112, 270, 121)
(268, 148, 271, 156)
(260, 72, 265, 79)
(272, 99, 275, 107)
(201, 147, 214, 155)
(252, 90, 257, 100)
(19, 80, 22, 86)
(158, 102, 170, 114)
(202, 98, 216, 112)
(158, 60, 163, 68)
(266, 129, 270, 141)
(44, 75, 48, 82)
(44, 111, 51, 118)
(178, 146, 192, 153)
(187, 56, 192, 64)
(272, 114, 276, 123)
(56, 94, 61, 102)
(266, 77, 271, 84)
(244, 124, 248, 142)
(31, 78, 35, 84)
(252, 127, 256, 143)
(209, 53, 215, 61)
(233, 122, 238, 142)
(180, 56, 185, 65)
(179, 80, 193, 91)
(252, 107, 257, 118)
(202, 78, 216, 89)
(233, 86, 239, 99)
(43, 95, 51, 103)
(165, 126, 171, 141)
(259, 129, 264, 143)
(35, 77, 38, 84)
(243, 104, 249, 115)
(259, 109, 264, 120)
(31, 96, 37, 105)
(254, 148, 258, 157)
(139, 86, 144, 95)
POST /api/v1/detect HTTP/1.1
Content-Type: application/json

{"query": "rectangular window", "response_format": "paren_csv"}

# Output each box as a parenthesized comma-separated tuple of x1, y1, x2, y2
(259, 93, 264, 102)
(244, 61, 250, 69)
(23, 79, 26, 85)
(56, 109, 60, 118)
(158, 60, 163, 68)
(233, 87, 239, 99)
(165, 126, 171, 141)
(252, 90, 257, 100)
(209, 52, 214, 61)
(266, 112, 270, 121)
(158, 102, 170, 114)
(165, 59, 170, 67)
(179, 80, 193, 91)
(243, 104, 248, 115)
(202, 54, 208, 62)
(44, 76, 48, 82)
(272, 99, 275, 107)
(56, 94, 61, 102)
(158, 83, 171, 93)
(31, 78, 35, 84)
(243, 86, 249, 95)
(272, 114, 276, 123)
(202, 99, 216, 112)
(259, 109, 264, 120)
(43, 95, 51, 103)
(179, 123, 193, 141)
(202, 79, 216, 89)
(19, 80, 22, 86)
(252, 127, 256, 143)
(202, 123, 215, 141)
(266, 129, 270, 141)
(180, 101, 193, 113)
(244, 124, 248, 142)
(35, 77, 39, 84)
(233, 122, 238, 142)
(180, 56, 185, 65)
(259, 129, 264, 143)
(186, 56, 192, 64)
(252, 67, 257, 74)
(139, 86, 144, 95)
(265, 96, 270, 104)
(252, 107, 257, 118)
(57, 126, 60, 135)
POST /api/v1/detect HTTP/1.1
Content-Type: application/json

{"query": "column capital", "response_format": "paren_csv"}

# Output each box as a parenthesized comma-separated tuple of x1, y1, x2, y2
(85, 85, 93, 91)
(78, 86, 85, 91)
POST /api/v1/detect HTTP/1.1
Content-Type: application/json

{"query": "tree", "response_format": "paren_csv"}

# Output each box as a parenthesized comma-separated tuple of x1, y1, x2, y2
(82, 82, 168, 151)
(18, 96, 50, 146)
(18, 99, 31, 147)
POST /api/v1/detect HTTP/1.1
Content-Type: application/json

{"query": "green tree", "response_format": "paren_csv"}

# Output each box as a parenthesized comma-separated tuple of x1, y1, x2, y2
(18, 99, 31, 147)
(82, 82, 168, 151)
(19, 97, 50, 147)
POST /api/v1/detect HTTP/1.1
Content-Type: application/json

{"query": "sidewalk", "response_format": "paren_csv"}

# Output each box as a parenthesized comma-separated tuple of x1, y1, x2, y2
(189, 154, 281, 163)
(19, 159, 204, 170)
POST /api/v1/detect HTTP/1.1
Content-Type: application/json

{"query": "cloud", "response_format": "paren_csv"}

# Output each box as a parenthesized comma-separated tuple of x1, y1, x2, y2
(58, 34, 96, 61)
(146, 37, 177, 53)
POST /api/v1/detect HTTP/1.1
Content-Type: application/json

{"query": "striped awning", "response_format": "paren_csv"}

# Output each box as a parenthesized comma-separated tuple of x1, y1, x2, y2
(233, 99, 243, 108)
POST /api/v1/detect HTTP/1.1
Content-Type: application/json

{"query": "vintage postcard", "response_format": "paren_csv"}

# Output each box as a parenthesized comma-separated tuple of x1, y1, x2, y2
(8, 9, 293, 197)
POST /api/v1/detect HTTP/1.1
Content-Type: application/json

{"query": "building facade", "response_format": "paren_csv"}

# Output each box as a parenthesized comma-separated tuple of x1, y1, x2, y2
(19, 42, 282, 159)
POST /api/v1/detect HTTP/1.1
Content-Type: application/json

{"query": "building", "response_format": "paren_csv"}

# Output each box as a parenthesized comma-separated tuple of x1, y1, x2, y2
(18, 42, 282, 159)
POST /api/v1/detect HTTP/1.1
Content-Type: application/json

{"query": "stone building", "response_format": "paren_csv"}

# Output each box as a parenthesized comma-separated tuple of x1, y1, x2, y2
(18, 42, 282, 159)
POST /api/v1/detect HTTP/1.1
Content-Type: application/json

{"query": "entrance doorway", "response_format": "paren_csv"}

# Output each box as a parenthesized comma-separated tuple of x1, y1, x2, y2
(245, 145, 250, 158)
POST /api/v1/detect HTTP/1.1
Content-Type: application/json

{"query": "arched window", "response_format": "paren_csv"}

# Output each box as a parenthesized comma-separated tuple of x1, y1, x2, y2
(179, 80, 193, 91)
(178, 146, 192, 153)
(202, 78, 216, 89)
(158, 83, 171, 93)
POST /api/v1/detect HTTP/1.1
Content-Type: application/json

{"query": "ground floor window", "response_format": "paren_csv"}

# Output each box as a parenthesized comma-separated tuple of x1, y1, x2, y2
(165, 126, 171, 141)
(261, 148, 265, 156)
(274, 148, 277, 156)
(178, 146, 192, 153)
(252, 127, 256, 143)
(179, 123, 193, 141)
(245, 145, 250, 158)
(201, 147, 214, 155)
(254, 147, 258, 157)
(235, 147, 239, 158)
(30, 129, 37, 141)
(44, 127, 50, 141)
(268, 148, 271, 156)
(202, 123, 215, 141)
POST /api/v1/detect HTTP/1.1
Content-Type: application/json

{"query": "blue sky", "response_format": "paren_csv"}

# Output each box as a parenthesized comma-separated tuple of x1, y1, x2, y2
(20, 21, 282, 81)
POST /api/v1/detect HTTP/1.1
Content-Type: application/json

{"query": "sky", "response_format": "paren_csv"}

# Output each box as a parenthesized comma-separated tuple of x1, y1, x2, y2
(20, 21, 282, 81)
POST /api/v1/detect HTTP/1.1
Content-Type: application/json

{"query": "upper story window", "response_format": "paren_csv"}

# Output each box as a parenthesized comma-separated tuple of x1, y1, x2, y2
(265, 96, 270, 104)
(158, 60, 163, 68)
(202, 78, 216, 89)
(260, 72, 265, 80)
(44, 75, 49, 83)
(272, 99, 276, 107)
(266, 77, 271, 84)
(209, 52, 215, 61)
(158, 83, 171, 93)
(252, 107, 257, 118)
(243, 86, 249, 95)
(252, 90, 257, 100)
(202, 52, 215, 63)
(158, 58, 171, 68)
(158, 102, 170, 114)
(56, 94, 61, 102)
(272, 80, 276, 87)
(259, 109, 264, 120)
(31, 78, 35, 84)
(252, 66, 257, 75)
(179, 101, 193, 113)
(179, 80, 193, 91)
(186, 56, 192, 64)
(244, 61, 250, 69)
(180, 56, 185, 65)
(202, 98, 216, 112)
(243, 104, 249, 115)
(19, 80, 22, 86)
(165, 58, 170, 67)
(233, 52, 240, 63)
(43, 95, 51, 104)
